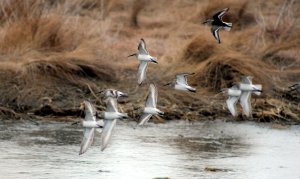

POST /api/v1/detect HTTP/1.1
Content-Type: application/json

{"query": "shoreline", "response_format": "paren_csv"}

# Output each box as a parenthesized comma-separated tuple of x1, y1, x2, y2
(1, 87, 298, 125)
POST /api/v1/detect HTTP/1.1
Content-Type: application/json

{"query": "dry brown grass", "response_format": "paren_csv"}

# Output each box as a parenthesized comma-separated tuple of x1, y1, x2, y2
(0, 0, 299, 123)
(191, 52, 272, 91)
(130, 0, 147, 27)
(0, 15, 81, 55)
(0, 0, 120, 117)
(181, 32, 219, 63)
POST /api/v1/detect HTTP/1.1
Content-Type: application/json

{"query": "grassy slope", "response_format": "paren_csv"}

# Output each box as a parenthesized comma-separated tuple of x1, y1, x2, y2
(0, 0, 299, 123)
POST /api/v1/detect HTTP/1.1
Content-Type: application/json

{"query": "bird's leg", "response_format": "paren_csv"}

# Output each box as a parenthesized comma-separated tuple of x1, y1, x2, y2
(163, 82, 172, 86)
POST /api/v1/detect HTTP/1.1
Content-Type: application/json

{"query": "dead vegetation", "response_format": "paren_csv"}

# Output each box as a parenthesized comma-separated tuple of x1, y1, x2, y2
(182, 33, 218, 63)
(0, 0, 119, 120)
(130, 0, 147, 27)
(191, 52, 271, 91)
(0, 0, 299, 124)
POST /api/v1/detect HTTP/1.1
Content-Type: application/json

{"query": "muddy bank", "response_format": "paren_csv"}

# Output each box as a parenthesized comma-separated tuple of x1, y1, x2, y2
(0, 0, 299, 124)
(1, 74, 299, 125)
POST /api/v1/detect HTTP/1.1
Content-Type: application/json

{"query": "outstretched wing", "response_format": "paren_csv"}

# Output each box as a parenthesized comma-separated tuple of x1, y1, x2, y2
(84, 101, 96, 121)
(145, 83, 157, 108)
(176, 73, 194, 85)
(211, 26, 221, 43)
(138, 38, 149, 55)
(79, 128, 95, 155)
(137, 61, 148, 85)
(106, 98, 118, 112)
(138, 114, 152, 126)
(101, 119, 117, 151)
(240, 91, 252, 118)
(226, 96, 239, 117)
(241, 76, 253, 84)
(213, 8, 229, 20)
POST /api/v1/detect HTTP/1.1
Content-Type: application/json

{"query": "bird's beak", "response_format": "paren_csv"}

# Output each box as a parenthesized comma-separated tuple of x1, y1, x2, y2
(128, 53, 136, 57)
(163, 83, 171, 86)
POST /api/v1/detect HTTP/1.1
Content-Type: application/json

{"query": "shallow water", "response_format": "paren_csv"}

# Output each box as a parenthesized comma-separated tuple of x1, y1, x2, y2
(0, 120, 299, 179)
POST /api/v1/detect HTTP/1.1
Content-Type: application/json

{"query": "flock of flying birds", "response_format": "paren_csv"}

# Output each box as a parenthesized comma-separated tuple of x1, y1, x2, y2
(78, 8, 263, 155)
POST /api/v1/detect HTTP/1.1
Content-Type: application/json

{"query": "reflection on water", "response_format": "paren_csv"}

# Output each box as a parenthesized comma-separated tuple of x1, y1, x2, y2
(0, 120, 299, 179)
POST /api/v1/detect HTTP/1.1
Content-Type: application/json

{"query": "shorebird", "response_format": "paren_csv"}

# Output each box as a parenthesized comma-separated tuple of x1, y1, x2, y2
(237, 76, 262, 118)
(138, 83, 164, 126)
(221, 85, 242, 117)
(203, 8, 232, 43)
(79, 101, 104, 155)
(100, 89, 128, 99)
(100, 97, 128, 151)
(164, 73, 196, 93)
(128, 38, 158, 85)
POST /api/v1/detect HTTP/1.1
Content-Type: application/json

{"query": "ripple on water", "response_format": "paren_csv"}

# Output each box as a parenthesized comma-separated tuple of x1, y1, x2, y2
(0, 120, 299, 179)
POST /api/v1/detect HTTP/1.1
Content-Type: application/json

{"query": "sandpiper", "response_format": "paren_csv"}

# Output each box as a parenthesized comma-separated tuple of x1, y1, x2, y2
(203, 8, 232, 43)
(100, 89, 128, 99)
(237, 76, 262, 118)
(79, 101, 104, 155)
(100, 97, 128, 151)
(128, 38, 158, 85)
(221, 85, 242, 117)
(138, 84, 164, 126)
(164, 73, 196, 93)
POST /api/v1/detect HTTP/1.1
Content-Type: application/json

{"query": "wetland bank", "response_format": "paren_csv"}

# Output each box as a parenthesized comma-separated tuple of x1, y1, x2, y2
(0, 0, 299, 124)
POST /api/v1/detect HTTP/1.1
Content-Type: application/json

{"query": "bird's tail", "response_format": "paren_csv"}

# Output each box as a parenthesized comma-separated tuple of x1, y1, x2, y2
(224, 22, 232, 31)
(188, 87, 196, 93)
(158, 110, 164, 116)
(253, 84, 262, 95)
(120, 113, 129, 120)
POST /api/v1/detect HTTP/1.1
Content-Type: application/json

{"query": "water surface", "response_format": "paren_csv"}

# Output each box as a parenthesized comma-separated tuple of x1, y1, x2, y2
(0, 120, 299, 179)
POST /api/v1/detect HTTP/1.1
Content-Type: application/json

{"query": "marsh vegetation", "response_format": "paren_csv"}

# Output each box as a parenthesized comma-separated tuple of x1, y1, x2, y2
(0, 0, 299, 123)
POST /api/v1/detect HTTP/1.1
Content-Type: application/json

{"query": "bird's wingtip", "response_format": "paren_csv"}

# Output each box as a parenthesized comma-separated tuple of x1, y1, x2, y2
(101, 146, 106, 152)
